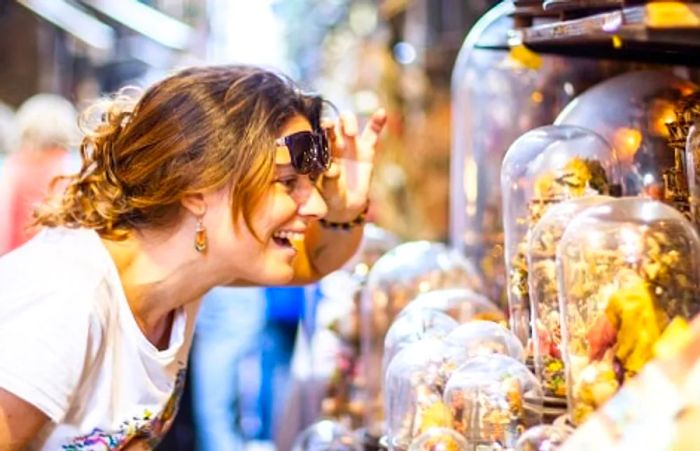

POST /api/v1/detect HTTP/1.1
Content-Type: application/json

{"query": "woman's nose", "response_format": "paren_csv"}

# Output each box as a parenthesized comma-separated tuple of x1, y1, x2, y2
(298, 185, 328, 220)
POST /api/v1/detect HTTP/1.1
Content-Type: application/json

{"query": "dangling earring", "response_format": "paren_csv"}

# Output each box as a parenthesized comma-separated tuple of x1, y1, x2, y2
(194, 217, 208, 253)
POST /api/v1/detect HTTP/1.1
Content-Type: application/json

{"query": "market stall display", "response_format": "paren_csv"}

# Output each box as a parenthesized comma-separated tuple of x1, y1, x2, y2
(361, 241, 484, 437)
(450, 1, 638, 306)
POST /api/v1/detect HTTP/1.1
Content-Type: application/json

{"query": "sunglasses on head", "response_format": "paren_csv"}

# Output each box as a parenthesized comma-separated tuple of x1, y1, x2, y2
(275, 130, 330, 175)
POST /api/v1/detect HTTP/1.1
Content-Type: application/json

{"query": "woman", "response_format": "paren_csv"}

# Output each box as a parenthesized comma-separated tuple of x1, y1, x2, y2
(0, 65, 386, 450)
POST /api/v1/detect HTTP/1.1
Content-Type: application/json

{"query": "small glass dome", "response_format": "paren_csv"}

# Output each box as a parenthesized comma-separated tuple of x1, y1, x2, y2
(557, 197, 700, 425)
(292, 419, 362, 451)
(383, 309, 459, 380)
(528, 196, 613, 399)
(401, 288, 506, 325)
(444, 321, 525, 363)
(361, 241, 484, 435)
(686, 121, 700, 228)
(514, 424, 571, 451)
(384, 337, 469, 450)
(408, 427, 470, 451)
(343, 223, 403, 279)
(501, 124, 622, 344)
(443, 354, 543, 449)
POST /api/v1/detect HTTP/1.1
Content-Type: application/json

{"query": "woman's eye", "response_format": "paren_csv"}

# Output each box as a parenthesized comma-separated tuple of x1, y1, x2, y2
(276, 177, 298, 191)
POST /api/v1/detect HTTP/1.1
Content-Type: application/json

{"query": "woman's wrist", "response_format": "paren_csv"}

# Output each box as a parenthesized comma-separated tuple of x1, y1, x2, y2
(319, 203, 369, 230)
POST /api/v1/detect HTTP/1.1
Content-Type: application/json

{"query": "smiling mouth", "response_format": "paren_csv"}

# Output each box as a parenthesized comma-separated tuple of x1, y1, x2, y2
(272, 230, 304, 248)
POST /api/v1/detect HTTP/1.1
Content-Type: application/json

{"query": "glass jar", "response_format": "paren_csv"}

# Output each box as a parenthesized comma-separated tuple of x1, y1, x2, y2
(557, 197, 700, 425)
(384, 337, 470, 450)
(401, 288, 506, 325)
(501, 124, 622, 344)
(383, 309, 459, 381)
(408, 427, 470, 451)
(528, 196, 613, 399)
(444, 321, 525, 363)
(361, 241, 484, 436)
(443, 354, 543, 449)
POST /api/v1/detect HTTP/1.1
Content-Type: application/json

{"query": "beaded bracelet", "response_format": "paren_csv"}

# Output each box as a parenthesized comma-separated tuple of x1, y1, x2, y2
(319, 204, 369, 230)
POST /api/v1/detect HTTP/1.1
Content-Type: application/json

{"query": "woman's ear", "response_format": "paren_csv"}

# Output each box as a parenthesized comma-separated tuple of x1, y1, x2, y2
(180, 193, 207, 217)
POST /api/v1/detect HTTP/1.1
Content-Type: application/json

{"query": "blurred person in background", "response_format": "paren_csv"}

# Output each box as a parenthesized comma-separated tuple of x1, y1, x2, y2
(190, 286, 266, 451)
(0, 65, 386, 450)
(258, 285, 307, 442)
(0, 94, 79, 255)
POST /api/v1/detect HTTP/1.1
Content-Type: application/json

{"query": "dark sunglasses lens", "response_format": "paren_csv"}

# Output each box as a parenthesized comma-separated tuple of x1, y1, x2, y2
(285, 131, 329, 174)
(287, 134, 313, 173)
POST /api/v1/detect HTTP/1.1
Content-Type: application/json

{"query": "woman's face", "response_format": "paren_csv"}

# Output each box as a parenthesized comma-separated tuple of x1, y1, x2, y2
(204, 114, 328, 285)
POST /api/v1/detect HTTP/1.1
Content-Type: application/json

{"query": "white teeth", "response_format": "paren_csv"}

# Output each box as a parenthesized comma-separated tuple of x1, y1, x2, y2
(273, 231, 304, 242)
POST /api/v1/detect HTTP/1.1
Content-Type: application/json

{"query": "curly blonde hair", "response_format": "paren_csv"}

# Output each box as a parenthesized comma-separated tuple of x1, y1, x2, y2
(36, 65, 324, 239)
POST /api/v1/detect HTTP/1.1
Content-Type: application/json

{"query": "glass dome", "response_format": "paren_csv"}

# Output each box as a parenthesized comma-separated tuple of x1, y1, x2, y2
(360, 241, 484, 435)
(383, 309, 459, 381)
(556, 197, 700, 425)
(514, 424, 571, 451)
(444, 320, 525, 363)
(292, 419, 363, 451)
(527, 195, 613, 399)
(401, 288, 506, 325)
(501, 124, 622, 344)
(686, 122, 700, 228)
(450, 1, 641, 306)
(384, 337, 470, 450)
(443, 354, 543, 449)
(555, 70, 698, 203)
(343, 223, 403, 279)
(408, 427, 470, 451)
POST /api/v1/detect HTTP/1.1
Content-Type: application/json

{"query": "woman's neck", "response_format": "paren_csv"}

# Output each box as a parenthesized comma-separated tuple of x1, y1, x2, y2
(101, 226, 218, 348)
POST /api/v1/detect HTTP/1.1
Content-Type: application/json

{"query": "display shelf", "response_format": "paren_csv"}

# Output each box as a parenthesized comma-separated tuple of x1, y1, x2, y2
(508, 2, 700, 66)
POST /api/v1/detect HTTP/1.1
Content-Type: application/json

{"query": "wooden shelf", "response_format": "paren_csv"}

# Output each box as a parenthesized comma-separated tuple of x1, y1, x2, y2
(508, 2, 700, 65)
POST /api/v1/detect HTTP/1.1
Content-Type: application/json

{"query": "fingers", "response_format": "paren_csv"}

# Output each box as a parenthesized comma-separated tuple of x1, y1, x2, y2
(340, 113, 359, 159)
(325, 108, 387, 162)
(359, 108, 387, 151)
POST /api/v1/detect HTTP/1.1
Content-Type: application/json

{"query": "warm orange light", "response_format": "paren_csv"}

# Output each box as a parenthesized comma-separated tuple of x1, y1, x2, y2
(531, 91, 543, 104)
(612, 127, 643, 163)
(649, 99, 677, 137)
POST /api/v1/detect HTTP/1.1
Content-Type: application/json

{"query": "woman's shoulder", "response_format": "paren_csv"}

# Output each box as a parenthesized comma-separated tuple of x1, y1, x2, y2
(0, 227, 116, 313)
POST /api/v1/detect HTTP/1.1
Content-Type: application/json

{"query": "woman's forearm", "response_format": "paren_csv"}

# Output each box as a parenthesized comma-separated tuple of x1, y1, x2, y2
(291, 221, 363, 284)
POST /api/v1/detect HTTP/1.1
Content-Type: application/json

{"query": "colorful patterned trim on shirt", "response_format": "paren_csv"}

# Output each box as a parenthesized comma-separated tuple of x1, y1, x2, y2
(62, 366, 187, 450)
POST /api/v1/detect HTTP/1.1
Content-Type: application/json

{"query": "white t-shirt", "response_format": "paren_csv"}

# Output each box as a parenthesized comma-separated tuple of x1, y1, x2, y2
(0, 227, 198, 450)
